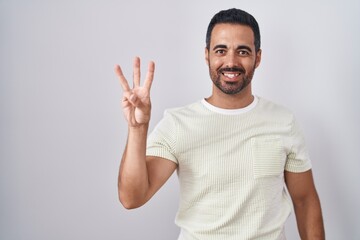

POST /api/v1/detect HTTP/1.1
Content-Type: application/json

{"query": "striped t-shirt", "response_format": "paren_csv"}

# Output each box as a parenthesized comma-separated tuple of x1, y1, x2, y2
(146, 96, 311, 240)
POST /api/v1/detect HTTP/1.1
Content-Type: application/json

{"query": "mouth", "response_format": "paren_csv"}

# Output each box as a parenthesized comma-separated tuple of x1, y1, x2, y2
(222, 72, 241, 79)
(219, 67, 245, 81)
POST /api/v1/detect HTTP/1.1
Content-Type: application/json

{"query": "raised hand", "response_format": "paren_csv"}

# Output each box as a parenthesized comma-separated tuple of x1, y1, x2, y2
(115, 57, 155, 128)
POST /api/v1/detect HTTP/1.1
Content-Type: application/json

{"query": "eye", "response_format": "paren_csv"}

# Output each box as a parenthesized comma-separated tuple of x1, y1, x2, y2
(215, 49, 226, 55)
(238, 50, 250, 56)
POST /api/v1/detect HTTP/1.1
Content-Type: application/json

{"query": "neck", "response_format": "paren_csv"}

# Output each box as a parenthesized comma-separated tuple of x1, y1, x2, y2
(206, 85, 254, 109)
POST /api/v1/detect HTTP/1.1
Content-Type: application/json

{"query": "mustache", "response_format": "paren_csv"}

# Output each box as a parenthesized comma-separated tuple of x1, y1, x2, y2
(219, 67, 245, 73)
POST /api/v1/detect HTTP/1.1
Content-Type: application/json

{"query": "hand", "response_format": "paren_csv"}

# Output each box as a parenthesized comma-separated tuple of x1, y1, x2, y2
(115, 57, 155, 128)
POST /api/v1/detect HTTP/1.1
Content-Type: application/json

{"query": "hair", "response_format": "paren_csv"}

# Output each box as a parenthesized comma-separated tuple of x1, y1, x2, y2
(206, 8, 261, 52)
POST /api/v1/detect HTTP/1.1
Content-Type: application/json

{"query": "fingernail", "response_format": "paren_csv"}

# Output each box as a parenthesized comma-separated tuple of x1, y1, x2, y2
(130, 94, 137, 102)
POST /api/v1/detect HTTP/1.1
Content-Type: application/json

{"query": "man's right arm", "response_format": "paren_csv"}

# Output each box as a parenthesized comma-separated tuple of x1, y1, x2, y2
(118, 124, 177, 209)
(115, 57, 177, 209)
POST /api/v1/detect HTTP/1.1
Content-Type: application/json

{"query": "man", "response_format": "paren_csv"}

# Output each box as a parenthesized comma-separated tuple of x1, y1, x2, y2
(115, 8, 325, 240)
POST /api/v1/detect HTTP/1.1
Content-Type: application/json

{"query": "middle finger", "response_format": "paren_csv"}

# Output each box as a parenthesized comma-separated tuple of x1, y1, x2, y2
(133, 56, 141, 87)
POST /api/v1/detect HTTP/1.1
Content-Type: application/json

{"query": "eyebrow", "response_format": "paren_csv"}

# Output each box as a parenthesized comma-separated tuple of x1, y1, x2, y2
(213, 44, 253, 53)
(213, 44, 227, 50)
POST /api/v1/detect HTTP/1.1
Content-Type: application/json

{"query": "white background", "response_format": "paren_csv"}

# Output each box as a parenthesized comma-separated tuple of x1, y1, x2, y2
(1, 0, 359, 239)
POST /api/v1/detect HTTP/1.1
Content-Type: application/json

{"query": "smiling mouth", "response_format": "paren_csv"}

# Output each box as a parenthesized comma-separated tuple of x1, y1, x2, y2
(222, 72, 242, 80)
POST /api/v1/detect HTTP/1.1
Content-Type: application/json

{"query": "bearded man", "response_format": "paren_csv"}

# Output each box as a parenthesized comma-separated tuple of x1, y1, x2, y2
(115, 8, 325, 240)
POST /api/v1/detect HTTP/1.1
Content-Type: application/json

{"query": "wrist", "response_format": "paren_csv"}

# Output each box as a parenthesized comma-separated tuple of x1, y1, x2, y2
(128, 123, 149, 133)
(127, 123, 149, 147)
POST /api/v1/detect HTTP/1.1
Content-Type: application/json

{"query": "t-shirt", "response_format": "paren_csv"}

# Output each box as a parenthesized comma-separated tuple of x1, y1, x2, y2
(146, 96, 312, 240)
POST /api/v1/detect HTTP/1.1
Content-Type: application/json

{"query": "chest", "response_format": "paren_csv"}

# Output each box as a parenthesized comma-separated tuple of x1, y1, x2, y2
(174, 116, 289, 182)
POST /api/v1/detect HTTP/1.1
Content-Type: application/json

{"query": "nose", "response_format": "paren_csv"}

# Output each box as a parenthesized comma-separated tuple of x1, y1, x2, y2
(225, 51, 239, 68)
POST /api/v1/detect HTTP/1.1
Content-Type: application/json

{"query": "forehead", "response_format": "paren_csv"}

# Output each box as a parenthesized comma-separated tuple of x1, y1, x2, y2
(210, 23, 255, 48)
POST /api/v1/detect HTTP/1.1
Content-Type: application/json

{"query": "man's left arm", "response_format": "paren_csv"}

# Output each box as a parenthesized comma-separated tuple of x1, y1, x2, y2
(285, 170, 325, 240)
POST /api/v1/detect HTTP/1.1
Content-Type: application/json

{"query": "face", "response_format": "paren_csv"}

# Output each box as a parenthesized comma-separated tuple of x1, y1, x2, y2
(205, 23, 261, 95)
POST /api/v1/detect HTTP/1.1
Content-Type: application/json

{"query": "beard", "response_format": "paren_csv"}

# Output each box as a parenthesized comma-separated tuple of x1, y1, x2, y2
(209, 64, 256, 95)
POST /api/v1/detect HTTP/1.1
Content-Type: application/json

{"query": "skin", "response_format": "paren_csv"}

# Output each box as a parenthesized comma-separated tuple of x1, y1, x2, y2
(285, 170, 325, 239)
(115, 58, 177, 209)
(115, 23, 324, 239)
(205, 23, 261, 109)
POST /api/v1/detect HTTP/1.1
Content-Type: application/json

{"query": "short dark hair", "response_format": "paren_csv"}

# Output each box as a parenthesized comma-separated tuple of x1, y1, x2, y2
(206, 8, 261, 52)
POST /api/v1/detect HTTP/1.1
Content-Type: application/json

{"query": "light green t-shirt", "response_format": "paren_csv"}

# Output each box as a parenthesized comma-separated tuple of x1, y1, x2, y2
(146, 96, 311, 240)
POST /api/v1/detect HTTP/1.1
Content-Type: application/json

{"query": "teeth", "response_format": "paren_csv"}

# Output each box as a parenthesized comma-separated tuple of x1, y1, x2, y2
(223, 73, 239, 78)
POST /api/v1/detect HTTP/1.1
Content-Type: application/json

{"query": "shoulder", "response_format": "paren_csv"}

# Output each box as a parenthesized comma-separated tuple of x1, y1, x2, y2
(256, 96, 292, 114)
(254, 96, 298, 128)
(164, 101, 205, 119)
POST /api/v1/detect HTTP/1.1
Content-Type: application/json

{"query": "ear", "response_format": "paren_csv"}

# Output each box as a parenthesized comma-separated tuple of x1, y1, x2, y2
(255, 49, 262, 69)
(205, 47, 209, 66)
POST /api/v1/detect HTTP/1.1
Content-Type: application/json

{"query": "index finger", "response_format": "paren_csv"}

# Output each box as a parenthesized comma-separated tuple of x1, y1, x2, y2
(114, 64, 131, 91)
(144, 61, 155, 90)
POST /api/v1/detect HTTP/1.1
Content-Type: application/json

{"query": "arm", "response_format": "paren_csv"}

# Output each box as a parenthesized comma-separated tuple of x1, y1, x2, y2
(115, 57, 177, 209)
(285, 170, 325, 240)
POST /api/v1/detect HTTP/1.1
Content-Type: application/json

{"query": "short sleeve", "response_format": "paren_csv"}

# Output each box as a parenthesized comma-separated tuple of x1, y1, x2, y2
(146, 111, 178, 164)
(285, 116, 312, 172)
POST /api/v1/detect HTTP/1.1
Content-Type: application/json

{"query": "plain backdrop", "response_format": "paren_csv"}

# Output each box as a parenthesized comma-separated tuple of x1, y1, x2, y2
(1, 0, 360, 239)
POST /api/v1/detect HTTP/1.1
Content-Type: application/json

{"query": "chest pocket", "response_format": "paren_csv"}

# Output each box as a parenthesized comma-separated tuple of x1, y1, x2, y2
(251, 137, 286, 179)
